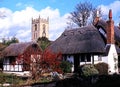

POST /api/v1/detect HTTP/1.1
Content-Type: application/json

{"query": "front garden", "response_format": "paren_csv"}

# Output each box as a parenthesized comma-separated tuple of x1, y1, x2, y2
(1, 62, 120, 87)
(0, 61, 72, 87)
(0, 72, 56, 87)
(1, 72, 120, 87)
(0, 72, 26, 86)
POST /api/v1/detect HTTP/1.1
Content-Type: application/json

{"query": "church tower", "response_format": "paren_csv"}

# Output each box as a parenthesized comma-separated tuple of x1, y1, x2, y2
(31, 16, 49, 41)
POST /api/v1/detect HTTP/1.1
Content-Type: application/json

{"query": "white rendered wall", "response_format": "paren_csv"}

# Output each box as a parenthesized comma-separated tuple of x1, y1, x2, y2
(107, 44, 118, 74)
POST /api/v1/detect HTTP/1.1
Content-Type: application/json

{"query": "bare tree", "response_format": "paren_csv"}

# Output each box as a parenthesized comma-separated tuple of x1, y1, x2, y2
(70, 1, 93, 27)
(66, 16, 76, 29)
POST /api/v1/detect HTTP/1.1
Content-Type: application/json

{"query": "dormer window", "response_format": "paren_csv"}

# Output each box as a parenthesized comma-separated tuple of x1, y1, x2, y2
(99, 28, 106, 37)
(71, 31, 74, 35)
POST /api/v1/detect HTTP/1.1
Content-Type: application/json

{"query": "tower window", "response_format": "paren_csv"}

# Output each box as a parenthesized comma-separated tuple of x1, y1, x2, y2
(42, 24, 46, 37)
(35, 24, 37, 31)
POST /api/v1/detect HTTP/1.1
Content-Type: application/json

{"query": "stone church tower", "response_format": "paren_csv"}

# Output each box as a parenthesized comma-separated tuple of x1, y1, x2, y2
(31, 16, 49, 41)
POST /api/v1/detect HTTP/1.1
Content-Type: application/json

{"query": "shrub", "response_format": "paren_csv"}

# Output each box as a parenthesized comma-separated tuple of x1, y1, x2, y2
(60, 61, 72, 73)
(94, 62, 108, 75)
(81, 64, 99, 77)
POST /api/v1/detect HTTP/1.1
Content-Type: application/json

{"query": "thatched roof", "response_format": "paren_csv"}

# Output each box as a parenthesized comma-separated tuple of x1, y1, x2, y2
(0, 43, 6, 58)
(2, 42, 41, 57)
(48, 25, 106, 54)
(48, 20, 120, 55)
(97, 19, 120, 42)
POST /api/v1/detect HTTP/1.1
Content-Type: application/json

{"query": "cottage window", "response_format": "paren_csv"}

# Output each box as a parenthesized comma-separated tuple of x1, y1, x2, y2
(70, 31, 74, 35)
(86, 54, 91, 62)
(80, 54, 91, 62)
(9, 57, 16, 65)
(80, 57, 85, 62)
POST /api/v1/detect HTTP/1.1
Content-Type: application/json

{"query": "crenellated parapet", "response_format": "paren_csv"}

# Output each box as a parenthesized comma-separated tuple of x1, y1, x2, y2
(32, 18, 39, 24)
(32, 16, 49, 24)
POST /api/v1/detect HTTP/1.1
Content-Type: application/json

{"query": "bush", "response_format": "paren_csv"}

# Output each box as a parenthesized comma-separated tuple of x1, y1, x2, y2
(94, 62, 108, 75)
(81, 64, 99, 77)
(60, 61, 72, 73)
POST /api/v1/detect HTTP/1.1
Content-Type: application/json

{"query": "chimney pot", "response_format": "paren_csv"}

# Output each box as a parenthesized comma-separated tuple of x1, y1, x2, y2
(109, 9, 112, 20)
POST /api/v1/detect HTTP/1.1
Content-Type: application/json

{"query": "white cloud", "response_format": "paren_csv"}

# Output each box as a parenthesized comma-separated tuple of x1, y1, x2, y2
(0, 6, 69, 42)
(0, 8, 12, 28)
(16, 29, 31, 42)
(16, 30, 30, 38)
(39, 7, 69, 40)
(40, 7, 60, 19)
(98, 0, 120, 22)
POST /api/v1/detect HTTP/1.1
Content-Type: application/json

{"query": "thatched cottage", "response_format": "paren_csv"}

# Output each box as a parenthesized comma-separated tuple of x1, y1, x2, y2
(1, 42, 42, 75)
(48, 10, 120, 74)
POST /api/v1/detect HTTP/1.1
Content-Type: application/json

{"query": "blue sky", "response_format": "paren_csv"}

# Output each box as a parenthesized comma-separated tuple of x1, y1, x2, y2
(0, 0, 81, 16)
(0, 0, 120, 42)
(0, 0, 116, 15)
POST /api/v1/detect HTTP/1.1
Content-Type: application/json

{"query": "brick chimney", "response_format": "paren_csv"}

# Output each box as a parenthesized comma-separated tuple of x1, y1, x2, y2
(106, 9, 114, 44)
(93, 10, 100, 25)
